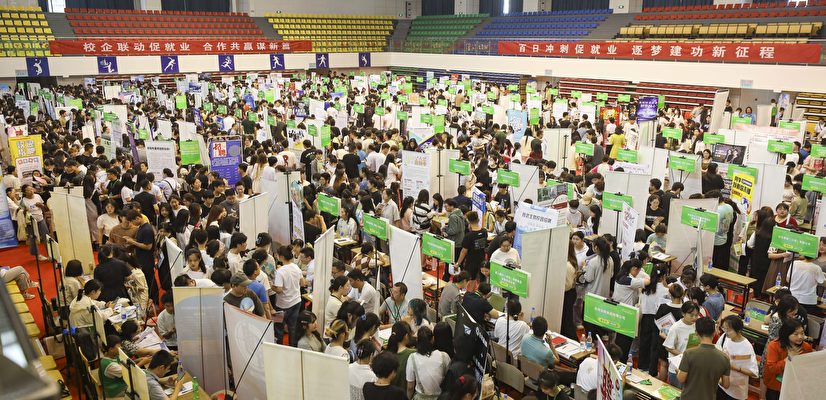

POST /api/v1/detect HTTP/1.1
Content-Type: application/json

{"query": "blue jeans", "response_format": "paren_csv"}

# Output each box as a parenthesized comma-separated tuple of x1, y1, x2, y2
(667, 371, 683, 389)
(275, 302, 301, 346)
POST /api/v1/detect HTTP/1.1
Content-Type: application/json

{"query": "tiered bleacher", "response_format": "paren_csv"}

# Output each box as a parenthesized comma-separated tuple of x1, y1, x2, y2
(403, 14, 487, 53)
(475, 9, 611, 39)
(266, 13, 393, 53)
(0, 5, 54, 57)
(636, 1, 826, 20)
(65, 8, 263, 38)
(618, 22, 822, 42)
(558, 77, 717, 108)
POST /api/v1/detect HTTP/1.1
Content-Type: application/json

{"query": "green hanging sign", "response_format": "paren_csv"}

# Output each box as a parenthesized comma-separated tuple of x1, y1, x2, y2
(680, 206, 719, 233)
(507, 84, 518, 91)
(602, 192, 633, 212)
(778, 121, 801, 131)
(731, 116, 753, 126)
(461, 103, 473, 112)
(175, 95, 187, 110)
(771, 226, 818, 258)
(496, 169, 520, 187)
(353, 104, 364, 114)
(668, 155, 696, 173)
(203, 102, 213, 112)
(596, 93, 608, 101)
(489, 261, 530, 298)
(810, 144, 826, 159)
(363, 214, 389, 241)
(247, 111, 257, 122)
(616, 149, 638, 163)
(420, 114, 432, 124)
(703, 134, 725, 144)
(448, 159, 471, 176)
(575, 142, 594, 156)
(487, 91, 496, 100)
(529, 108, 540, 125)
(767, 140, 793, 154)
(180, 140, 202, 165)
(547, 88, 559, 96)
(396, 111, 408, 120)
(317, 193, 341, 216)
(321, 125, 332, 147)
(617, 94, 631, 103)
(422, 233, 455, 264)
(482, 106, 494, 115)
(584, 293, 638, 338)
(217, 105, 227, 115)
(571, 90, 582, 99)
(662, 127, 683, 140)
(802, 174, 826, 194)
(308, 124, 318, 137)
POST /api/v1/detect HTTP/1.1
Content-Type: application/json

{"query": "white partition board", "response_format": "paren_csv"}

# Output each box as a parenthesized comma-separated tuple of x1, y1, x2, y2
(48, 189, 94, 274)
(389, 226, 424, 301)
(239, 192, 271, 248)
(510, 162, 541, 204)
(311, 229, 335, 334)
(665, 198, 718, 269)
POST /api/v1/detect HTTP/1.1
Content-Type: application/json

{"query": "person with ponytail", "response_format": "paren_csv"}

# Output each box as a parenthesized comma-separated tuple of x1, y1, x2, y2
(582, 236, 614, 298)
(325, 275, 351, 330)
(349, 313, 381, 362)
(363, 351, 407, 399)
(324, 318, 352, 361)
(349, 339, 378, 400)
(406, 326, 450, 399)
(638, 264, 670, 373)
(295, 311, 326, 353)
(446, 374, 479, 400)
(69, 279, 113, 328)
(386, 321, 415, 390)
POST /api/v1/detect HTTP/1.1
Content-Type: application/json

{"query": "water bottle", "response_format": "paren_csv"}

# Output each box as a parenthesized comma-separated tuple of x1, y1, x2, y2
(177, 360, 183, 377)
(707, 258, 713, 271)
(579, 333, 586, 352)
(192, 376, 199, 400)
(775, 272, 782, 288)
(120, 308, 127, 322)
(744, 310, 751, 324)
(626, 353, 634, 376)
(530, 307, 536, 323)
(585, 332, 593, 351)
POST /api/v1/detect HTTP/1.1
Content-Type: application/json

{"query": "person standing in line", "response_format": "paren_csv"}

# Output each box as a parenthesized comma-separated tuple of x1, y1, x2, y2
(274, 246, 306, 346)
(676, 317, 730, 400)
(715, 315, 758, 400)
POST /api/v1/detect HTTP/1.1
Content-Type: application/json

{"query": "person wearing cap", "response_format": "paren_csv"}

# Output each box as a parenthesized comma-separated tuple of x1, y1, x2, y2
(224, 271, 265, 317)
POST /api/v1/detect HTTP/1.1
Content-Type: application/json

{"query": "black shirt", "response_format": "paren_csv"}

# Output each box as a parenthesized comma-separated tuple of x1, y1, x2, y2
(303, 221, 321, 244)
(461, 291, 494, 328)
(645, 206, 666, 231)
(134, 191, 157, 224)
(342, 153, 361, 180)
(300, 149, 315, 178)
(701, 172, 725, 195)
(362, 383, 406, 400)
(134, 223, 155, 268)
(93, 259, 132, 302)
(461, 228, 488, 275)
(493, 191, 511, 212)
(239, 175, 253, 194)
(453, 194, 472, 210)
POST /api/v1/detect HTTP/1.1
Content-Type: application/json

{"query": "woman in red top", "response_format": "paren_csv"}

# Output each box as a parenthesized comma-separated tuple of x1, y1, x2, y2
(774, 203, 798, 229)
(763, 318, 812, 400)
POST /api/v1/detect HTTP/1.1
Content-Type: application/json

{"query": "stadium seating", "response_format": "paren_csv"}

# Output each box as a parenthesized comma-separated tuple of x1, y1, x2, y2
(558, 77, 717, 108)
(618, 22, 822, 42)
(0, 5, 54, 57)
(266, 13, 393, 53)
(65, 8, 263, 38)
(404, 14, 487, 53)
(636, 0, 826, 20)
(475, 9, 611, 39)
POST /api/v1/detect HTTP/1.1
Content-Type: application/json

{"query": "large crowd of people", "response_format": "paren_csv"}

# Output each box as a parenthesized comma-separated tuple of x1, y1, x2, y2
(1, 68, 824, 400)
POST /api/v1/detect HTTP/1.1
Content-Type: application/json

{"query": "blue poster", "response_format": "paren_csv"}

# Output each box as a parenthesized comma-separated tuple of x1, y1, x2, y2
(97, 56, 118, 74)
(26, 57, 49, 77)
(192, 108, 203, 127)
(0, 183, 16, 249)
(218, 54, 235, 72)
(270, 54, 285, 70)
(358, 52, 371, 67)
(315, 53, 329, 68)
(161, 55, 179, 73)
(471, 187, 486, 227)
(209, 139, 242, 186)
(244, 94, 256, 111)
(506, 109, 528, 143)
(636, 96, 659, 123)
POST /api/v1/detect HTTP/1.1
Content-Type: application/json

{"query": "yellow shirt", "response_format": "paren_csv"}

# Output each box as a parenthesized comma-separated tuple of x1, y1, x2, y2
(608, 134, 626, 159)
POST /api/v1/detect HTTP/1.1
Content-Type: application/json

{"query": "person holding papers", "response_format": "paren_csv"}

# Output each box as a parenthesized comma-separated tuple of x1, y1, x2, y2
(663, 302, 700, 388)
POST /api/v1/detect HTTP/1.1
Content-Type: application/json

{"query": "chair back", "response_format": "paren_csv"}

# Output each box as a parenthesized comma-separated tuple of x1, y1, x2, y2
(518, 354, 544, 381)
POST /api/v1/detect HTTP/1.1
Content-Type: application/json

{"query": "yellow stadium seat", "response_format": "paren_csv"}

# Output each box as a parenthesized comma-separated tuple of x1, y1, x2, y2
(789, 24, 801, 36)
(777, 24, 789, 37)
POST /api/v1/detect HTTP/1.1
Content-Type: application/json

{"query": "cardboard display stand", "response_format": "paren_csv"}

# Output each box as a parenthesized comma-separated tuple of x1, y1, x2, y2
(47, 188, 95, 274)
(520, 225, 570, 333)
(239, 192, 271, 248)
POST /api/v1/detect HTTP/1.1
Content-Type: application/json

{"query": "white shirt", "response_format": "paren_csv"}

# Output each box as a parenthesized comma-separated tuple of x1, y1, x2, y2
(226, 251, 245, 275)
(715, 334, 758, 400)
(325, 345, 350, 361)
(156, 310, 176, 347)
(356, 282, 380, 315)
(787, 260, 825, 305)
(493, 317, 531, 356)
(611, 274, 647, 306)
(639, 282, 670, 315)
(576, 356, 598, 392)
(490, 248, 522, 267)
(21, 195, 45, 221)
(366, 151, 385, 173)
(406, 351, 450, 397)
(348, 363, 376, 400)
(274, 263, 303, 309)
(663, 319, 696, 373)
(261, 165, 277, 182)
(97, 213, 120, 237)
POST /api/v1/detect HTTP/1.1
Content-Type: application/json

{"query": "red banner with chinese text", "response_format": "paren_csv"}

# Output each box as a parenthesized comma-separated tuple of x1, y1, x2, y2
(497, 41, 822, 64)
(48, 39, 313, 55)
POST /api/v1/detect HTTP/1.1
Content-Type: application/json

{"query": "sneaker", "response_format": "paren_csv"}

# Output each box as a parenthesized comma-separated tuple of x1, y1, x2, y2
(37, 255, 48, 261)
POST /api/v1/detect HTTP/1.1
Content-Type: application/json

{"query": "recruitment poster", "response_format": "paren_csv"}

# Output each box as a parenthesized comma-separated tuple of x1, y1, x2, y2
(209, 138, 243, 186)
(597, 335, 623, 400)
(9, 134, 43, 183)
(730, 172, 755, 213)
(513, 202, 560, 253)
(620, 202, 639, 261)
(400, 150, 431, 198)
(453, 305, 487, 397)
(0, 182, 18, 248)
(145, 141, 177, 182)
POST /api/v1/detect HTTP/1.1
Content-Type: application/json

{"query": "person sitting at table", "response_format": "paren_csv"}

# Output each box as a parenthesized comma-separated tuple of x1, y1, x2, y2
(763, 319, 813, 400)
(493, 299, 531, 357)
(352, 243, 389, 284)
(490, 237, 521, 267)
(663, 302, 700, 388)
(402, 298, 433, 335)
(379, 282, 409, 328)
(716, 315, 758, 400)
(296, 311, 326, 353)
(326, 276, 352, 329)
(348, 269, 380, 315)
(645, 223, 668, 251)
(120, 319, 165, 358)
(520, 316, 559, 370)
(145, 350, 185, 400)
(156, 292, 177, 350)
(57, 259, 85, 306)
(336, 206, 359, 241)
(575, 342, 623, 395)
(69, 279, 113, 329)
(99, 335, 130, 398)
(530, 369, 572, 400)
(699, 275, 725, 321)
(486, 221, 516, 259)
(676, 317, 730, 400)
